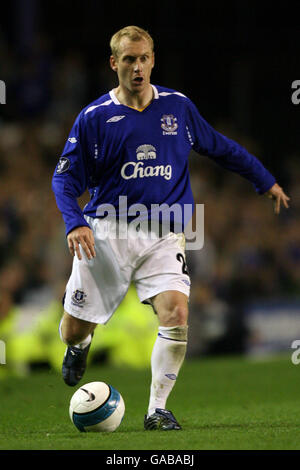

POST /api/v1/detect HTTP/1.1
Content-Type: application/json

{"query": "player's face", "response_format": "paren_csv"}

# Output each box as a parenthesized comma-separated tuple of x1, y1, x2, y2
(110, 38, 154, 95)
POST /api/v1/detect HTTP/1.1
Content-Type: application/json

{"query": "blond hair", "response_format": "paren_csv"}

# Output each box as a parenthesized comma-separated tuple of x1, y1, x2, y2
(110, 25, 154, 58)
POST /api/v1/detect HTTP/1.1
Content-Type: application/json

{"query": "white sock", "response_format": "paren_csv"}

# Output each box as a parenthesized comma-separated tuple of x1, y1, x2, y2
(147, 325, 188, 417)
(58, 319, 92, 349)
(73, 334, 92, 350)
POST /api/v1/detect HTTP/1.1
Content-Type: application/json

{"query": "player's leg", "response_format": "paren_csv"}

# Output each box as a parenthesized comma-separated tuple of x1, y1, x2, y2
(151, 289, 188, 327)
(59, 311, 97, 386)
(133, 229, 190, 430)
(60, 217, 131, 386)
(144, 290, 188, 430)
(60, 311, 97, 347)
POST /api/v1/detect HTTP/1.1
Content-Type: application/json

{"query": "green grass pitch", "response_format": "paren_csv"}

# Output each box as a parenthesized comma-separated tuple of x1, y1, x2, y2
(0, 355, 299, 450)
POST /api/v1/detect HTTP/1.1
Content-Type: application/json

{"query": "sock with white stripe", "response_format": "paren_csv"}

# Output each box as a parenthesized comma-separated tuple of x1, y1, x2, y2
(147, 325, 188, 417)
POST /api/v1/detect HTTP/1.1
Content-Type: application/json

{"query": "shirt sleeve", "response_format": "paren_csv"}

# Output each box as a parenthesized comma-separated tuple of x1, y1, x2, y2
(185, 99, 276, 194)
(52, 112, 91, 236)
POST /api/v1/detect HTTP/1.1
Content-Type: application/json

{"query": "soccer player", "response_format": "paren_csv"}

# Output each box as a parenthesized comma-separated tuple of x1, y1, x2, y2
(52, 25, 290, 431)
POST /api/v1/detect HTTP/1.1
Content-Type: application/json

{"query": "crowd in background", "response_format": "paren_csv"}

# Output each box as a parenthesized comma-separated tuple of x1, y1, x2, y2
(1, 31, 299, 357)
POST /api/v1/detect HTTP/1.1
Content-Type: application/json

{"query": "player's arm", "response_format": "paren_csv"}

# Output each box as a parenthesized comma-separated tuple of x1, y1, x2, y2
(186, 99, 290, 213)
(52, 113, 96, 260)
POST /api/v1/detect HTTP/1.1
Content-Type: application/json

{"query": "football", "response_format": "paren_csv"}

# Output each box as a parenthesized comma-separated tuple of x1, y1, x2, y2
(69, 381, 125, 432)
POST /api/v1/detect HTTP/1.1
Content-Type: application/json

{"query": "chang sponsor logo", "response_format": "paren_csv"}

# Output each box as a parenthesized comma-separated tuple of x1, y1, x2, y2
(121, 144, 172, 181)
(136, 144, 157, 160)
(121, 161, 172, 180)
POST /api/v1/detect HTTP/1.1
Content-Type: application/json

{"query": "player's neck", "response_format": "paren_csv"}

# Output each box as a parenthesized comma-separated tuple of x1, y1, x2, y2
(114, 84, 154, 111)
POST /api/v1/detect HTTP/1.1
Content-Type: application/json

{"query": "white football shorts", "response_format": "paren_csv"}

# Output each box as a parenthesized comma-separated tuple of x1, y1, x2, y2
(63, 217, 191, 324)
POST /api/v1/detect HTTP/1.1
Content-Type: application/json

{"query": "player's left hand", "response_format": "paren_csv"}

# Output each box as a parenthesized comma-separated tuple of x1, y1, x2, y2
(265, 183, 290, 214)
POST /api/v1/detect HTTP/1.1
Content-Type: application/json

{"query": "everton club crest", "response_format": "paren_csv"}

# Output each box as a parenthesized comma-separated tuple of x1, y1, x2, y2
(71, 289, 87, 308)
(161, 115, 178, 135)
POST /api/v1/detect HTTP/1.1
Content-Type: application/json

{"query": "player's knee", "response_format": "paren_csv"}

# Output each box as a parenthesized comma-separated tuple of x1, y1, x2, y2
(163, 304, 188, 326)
(173, 304, 188, 325)
(61, 328, 84, 346)
(60, 312, 96, 346)
(152, 291, 189, 326)
(60, 319, 87, 346)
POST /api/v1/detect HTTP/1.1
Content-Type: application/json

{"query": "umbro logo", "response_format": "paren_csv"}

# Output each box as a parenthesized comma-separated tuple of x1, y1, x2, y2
(106, 115, 126, 123)
(165, 374, 177, 380)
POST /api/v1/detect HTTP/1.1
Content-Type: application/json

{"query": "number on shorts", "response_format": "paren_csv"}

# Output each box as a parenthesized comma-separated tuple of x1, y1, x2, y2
(176, 253, 189, 275)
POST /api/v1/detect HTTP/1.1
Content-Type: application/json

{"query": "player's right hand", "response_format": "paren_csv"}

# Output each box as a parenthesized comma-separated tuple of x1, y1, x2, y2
(67, 226, 96, 260)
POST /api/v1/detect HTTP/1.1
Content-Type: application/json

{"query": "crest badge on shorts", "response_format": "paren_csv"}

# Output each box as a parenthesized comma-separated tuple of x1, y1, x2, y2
(71, 289, 87, 308)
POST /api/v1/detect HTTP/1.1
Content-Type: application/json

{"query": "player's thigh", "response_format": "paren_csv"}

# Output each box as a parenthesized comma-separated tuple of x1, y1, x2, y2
(60, 311, 97, 344)
(64, 218, 132, 324)
(151, 290, 189, 327)
(134, 232, 190, 323)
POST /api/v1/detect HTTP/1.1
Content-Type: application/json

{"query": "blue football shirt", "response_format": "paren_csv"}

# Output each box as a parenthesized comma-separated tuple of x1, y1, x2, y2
(52, 84, 276, 236)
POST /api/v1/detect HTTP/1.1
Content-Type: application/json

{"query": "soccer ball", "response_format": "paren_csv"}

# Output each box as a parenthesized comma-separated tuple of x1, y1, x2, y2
(69, 381, 125, 432)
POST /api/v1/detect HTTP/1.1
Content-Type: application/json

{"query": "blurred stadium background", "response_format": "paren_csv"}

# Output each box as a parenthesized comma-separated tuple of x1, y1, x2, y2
(0, 0, 300, 377)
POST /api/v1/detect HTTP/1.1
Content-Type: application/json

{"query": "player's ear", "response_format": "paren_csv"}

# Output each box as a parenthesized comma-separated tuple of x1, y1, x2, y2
(151, 52, 155, 69)
(110, 55, 118, 72)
